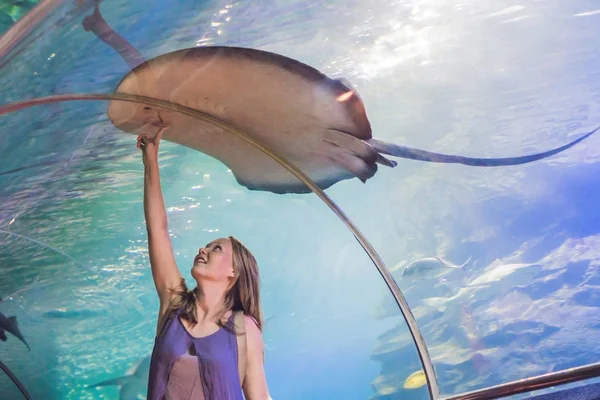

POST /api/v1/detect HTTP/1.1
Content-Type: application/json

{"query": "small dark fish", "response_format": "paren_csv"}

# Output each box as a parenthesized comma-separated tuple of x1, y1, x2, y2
(0, 312, 30, 351)
(42, 308, 105, 320)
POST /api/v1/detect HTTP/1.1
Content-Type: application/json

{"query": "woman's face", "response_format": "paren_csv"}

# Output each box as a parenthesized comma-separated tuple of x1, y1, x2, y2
(192, 238, 235, 283)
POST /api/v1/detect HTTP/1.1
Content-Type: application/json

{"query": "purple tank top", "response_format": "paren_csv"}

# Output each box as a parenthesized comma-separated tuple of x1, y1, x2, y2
(147, 308, 243, 400)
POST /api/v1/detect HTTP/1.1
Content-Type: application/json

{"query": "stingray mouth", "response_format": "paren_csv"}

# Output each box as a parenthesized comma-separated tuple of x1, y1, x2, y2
(106, 99, 167, 134)
(149, 108, 168, 127)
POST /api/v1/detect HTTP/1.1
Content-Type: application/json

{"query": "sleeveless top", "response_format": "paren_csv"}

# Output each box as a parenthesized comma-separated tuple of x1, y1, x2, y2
(147, 308, 244, 400)
(164, 349, 205, 399)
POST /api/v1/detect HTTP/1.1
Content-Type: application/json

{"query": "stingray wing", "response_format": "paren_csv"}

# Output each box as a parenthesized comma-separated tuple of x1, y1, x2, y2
(106, 47, 377, 194)
(4, 316, 29, 350)
(89, 376, 131, 388)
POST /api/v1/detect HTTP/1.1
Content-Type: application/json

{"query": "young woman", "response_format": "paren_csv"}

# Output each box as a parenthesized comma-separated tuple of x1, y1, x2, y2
(138, 127, 271, 400)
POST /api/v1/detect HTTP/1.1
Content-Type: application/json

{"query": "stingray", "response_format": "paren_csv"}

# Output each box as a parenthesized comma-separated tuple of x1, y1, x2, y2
(400, 256, 471, 279)
(87, 355, 150, 400)
(0, 295, 32, 399)
(0, 312, 30, 350)
(82, 4, 598, 194)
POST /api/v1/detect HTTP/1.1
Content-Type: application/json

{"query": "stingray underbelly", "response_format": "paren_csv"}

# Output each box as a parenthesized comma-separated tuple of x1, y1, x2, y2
(106, 92, 353, 193)
(105, 47, 373, 193)
(159, 112, 353, 193)
(109, 47, 369, 136)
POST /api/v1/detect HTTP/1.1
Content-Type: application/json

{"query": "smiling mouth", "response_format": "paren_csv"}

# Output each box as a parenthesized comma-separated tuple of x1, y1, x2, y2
(195, 255, 207, 264)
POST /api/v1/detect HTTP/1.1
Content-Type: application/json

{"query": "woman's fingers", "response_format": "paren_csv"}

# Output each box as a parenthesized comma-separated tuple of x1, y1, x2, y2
(136, 125, 168, 152)
(136, 134, 148, 150)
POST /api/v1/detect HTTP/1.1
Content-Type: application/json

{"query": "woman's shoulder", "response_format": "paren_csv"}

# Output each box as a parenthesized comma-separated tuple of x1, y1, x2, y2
(242, 314, 260, 330)
(241, 315, 262, 348)
(231, 311, 258, 328)
(230, 311, 260, 333)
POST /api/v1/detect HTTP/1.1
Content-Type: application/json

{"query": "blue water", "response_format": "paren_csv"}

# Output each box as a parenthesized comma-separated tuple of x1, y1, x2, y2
(1, 0, 600, 399)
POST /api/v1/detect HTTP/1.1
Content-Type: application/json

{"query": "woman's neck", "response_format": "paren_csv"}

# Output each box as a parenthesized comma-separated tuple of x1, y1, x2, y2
(194, 283, 228, 322)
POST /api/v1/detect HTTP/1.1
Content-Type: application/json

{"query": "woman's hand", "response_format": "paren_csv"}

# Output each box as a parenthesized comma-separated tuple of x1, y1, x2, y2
(137, 126, 168, 165)
(82, 2, 103, 33)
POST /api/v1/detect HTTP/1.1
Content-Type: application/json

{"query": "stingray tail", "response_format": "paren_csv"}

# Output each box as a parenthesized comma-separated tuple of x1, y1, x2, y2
(367, 126, 599, 166)
(459, 256, 473, 279)
(0, 359, 32, 400)
(458, 256, 472, 269)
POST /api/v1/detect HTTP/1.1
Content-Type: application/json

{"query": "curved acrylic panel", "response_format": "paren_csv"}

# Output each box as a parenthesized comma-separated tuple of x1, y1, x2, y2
(0, 97, 430, 399)
(2, 0, 600, 399)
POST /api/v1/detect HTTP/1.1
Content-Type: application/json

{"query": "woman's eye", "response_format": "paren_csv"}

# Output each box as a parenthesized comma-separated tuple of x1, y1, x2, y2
(214, 245, 221, 251)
